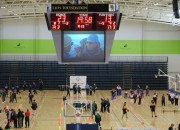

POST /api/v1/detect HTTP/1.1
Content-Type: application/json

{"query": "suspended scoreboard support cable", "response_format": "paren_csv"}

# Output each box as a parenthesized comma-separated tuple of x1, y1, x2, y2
(45, 3, 122, 64)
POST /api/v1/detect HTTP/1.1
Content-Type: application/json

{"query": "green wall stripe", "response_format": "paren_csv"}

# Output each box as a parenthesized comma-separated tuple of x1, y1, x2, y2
(0, 39, 56, 54)
(111, 40, 180, 54)
(0, 39, 180, 54)
(111, 40, 143, 54)
(143, 40, 180, 54)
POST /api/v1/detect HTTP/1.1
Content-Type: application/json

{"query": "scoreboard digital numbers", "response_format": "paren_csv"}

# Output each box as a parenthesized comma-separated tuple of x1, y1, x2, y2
(50, 13, 117, 30)
(75, 13, 93, 30)
(96, 13, 117, 30)
(51, 13, 71, 30)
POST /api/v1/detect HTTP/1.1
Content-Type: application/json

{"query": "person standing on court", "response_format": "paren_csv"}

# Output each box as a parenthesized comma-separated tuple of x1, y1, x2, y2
(161, 94, 166, 107)
(122, 102, 129, 119)
(150, 100, 157, 117)
(25, 109, 30, 128)
(85, 83, 90, 95)
(133, 91, 137, 104)
(66, 86, 70, 97)
(100, 98, 105, 113)
(16, 84, 20, 94)
(77, 85, 81, 97)
(145, 85, 149, 96)
(92, 101, 97, 117)
(38, 79, 43, 91)
(12, 90, 17, 103)
(17, 109, 23, 128)
(95, 112, 101, 128)
(32, 82, 37, 95)
(92, 83, 97, 95)
(23, 81, 27, 91)
(73, 83, 77, 94)
(178, 123, 180, 130)
(175, 94, 179, 106)
(31, 100, 38, 115)
(89, 85, 93, 96)
(170, 92, 175, 105)
(152, 92, 158, 104)
(168, 123, 174, 130)
(4, 84, 9, 94)
(12, 110, 18, 128)
(28, 91, 34, 104)
(106, 98, 110, 113)
(138, 92, 142, 105)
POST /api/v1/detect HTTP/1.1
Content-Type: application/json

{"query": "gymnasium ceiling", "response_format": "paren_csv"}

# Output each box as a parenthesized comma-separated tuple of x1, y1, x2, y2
(0, 0, 180, 26)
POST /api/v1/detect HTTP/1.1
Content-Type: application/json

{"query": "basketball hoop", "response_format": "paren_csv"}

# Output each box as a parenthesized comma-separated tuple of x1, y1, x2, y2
(76, 113, 81, 117)
(75, 109, 81, 123)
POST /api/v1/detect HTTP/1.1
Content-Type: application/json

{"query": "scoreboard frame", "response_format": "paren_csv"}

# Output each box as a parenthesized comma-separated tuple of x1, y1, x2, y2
(46, 3, 121, 64)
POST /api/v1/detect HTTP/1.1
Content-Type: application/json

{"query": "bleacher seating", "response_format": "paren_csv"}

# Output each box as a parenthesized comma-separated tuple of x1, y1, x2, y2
(0, 61, 168, 90)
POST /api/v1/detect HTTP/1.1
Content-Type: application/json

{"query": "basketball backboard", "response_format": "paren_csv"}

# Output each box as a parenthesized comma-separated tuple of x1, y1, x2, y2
(64, 100, 92, 117)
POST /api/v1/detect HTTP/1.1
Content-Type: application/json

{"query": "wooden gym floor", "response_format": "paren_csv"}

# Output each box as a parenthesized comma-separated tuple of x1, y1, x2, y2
(0, 90, 180, 130)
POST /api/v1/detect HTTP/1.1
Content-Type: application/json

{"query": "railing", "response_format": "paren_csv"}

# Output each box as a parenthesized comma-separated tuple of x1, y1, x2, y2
(0, 54, 168, 62)
(109, 56, 168, 62)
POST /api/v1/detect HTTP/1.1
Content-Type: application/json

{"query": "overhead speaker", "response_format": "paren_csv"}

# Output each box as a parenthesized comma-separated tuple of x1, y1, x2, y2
(174, 11, 180, 18)
(173, 0, 178, 12)
(172, 0, 180, 18)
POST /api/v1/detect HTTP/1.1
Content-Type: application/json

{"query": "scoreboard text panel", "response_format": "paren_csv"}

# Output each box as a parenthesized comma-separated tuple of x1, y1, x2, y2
(50, 13, 117, 30)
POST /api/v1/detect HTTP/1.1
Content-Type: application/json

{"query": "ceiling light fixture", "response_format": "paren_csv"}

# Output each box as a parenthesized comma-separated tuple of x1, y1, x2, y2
(0, 6, 6, 9)
(154, 3, 159, 6)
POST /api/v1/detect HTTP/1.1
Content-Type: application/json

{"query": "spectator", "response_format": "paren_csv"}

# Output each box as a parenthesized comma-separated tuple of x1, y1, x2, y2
(25, 109, 30, 128)
(12, 110, 18, 128)
(17, 109, 23, 128)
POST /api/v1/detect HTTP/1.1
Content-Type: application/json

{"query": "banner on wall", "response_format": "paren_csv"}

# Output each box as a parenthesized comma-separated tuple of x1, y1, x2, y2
(70, 76, 87, 89)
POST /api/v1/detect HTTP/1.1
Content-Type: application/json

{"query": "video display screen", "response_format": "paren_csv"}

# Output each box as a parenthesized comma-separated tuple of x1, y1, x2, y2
(62, 31, 105, 62)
